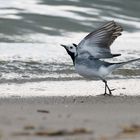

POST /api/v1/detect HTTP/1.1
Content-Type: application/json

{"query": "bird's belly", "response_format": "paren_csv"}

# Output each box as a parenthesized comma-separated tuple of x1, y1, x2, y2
(75, 64, 110, 80)
(75, 64, 100, 79)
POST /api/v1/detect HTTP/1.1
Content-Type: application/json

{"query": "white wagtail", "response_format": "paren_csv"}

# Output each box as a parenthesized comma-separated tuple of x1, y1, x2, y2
(61, 21, 140, 95)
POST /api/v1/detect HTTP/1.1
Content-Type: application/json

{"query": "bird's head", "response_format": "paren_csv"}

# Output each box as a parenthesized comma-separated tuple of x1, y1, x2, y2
(61, 43, 77, 55)
(61, 43, 77, 64)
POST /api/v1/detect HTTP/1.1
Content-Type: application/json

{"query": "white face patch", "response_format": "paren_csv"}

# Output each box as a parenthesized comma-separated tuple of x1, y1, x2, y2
(66, 45, 77, 55)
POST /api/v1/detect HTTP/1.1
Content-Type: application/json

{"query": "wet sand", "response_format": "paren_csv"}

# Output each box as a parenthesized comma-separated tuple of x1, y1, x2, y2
(0, 96, 140, 140)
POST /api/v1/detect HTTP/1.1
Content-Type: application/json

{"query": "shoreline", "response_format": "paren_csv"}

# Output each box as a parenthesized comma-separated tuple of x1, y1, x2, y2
(1, 95, 140, 104)
(0, 79, 140, 97)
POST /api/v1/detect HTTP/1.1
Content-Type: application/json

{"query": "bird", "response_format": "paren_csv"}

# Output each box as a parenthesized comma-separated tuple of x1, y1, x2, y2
(61, 21, 140, 95)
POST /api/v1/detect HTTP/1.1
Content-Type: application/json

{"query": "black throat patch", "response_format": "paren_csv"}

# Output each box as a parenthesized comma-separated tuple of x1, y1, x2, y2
(65, 49, 75, 64)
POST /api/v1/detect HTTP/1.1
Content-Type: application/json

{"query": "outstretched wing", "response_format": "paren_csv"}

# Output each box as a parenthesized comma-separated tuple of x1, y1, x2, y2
(77, 21, 123, 59)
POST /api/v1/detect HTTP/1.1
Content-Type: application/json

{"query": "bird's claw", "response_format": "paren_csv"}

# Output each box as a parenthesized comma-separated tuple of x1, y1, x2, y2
(104, 89, 116, 96)
(110, 88, 116, 91)
(103, 93, 112, 96)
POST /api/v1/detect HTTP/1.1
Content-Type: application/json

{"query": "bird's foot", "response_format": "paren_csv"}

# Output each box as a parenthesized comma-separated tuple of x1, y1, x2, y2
(110, 88, 116, 92)
(109, 88, 116, 95)
(103, 93, 112, 96)
(104, 89, 116, 96)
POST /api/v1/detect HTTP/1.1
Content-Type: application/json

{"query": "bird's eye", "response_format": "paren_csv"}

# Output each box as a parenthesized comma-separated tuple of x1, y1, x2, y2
(70, 46, 73, 49)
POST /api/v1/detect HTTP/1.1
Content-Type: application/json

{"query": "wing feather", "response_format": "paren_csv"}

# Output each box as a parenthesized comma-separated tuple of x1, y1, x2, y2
(77, 21, 123, 58)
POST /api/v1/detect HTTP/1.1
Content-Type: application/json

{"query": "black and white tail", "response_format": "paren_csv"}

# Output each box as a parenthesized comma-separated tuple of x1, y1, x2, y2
(117, 58, 140, 67)
(109, 58, 140, 72)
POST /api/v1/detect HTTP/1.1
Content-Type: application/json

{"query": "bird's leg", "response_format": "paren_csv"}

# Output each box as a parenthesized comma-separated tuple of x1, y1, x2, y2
(102, 80, 114, 95)
(106, 82, 112, 95)
(103, 80, 107, 95)
(102, 80, 108, 95)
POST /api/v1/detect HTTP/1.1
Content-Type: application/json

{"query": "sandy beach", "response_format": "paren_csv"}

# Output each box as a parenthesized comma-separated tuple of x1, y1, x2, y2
(0, 96, 140, 140)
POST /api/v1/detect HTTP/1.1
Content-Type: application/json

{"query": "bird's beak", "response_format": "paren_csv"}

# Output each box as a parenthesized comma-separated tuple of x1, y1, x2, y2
(60, 44, 66, 48)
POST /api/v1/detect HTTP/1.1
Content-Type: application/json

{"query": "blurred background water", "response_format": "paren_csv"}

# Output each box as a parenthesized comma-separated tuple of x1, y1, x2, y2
(0, 0, 140, 92)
